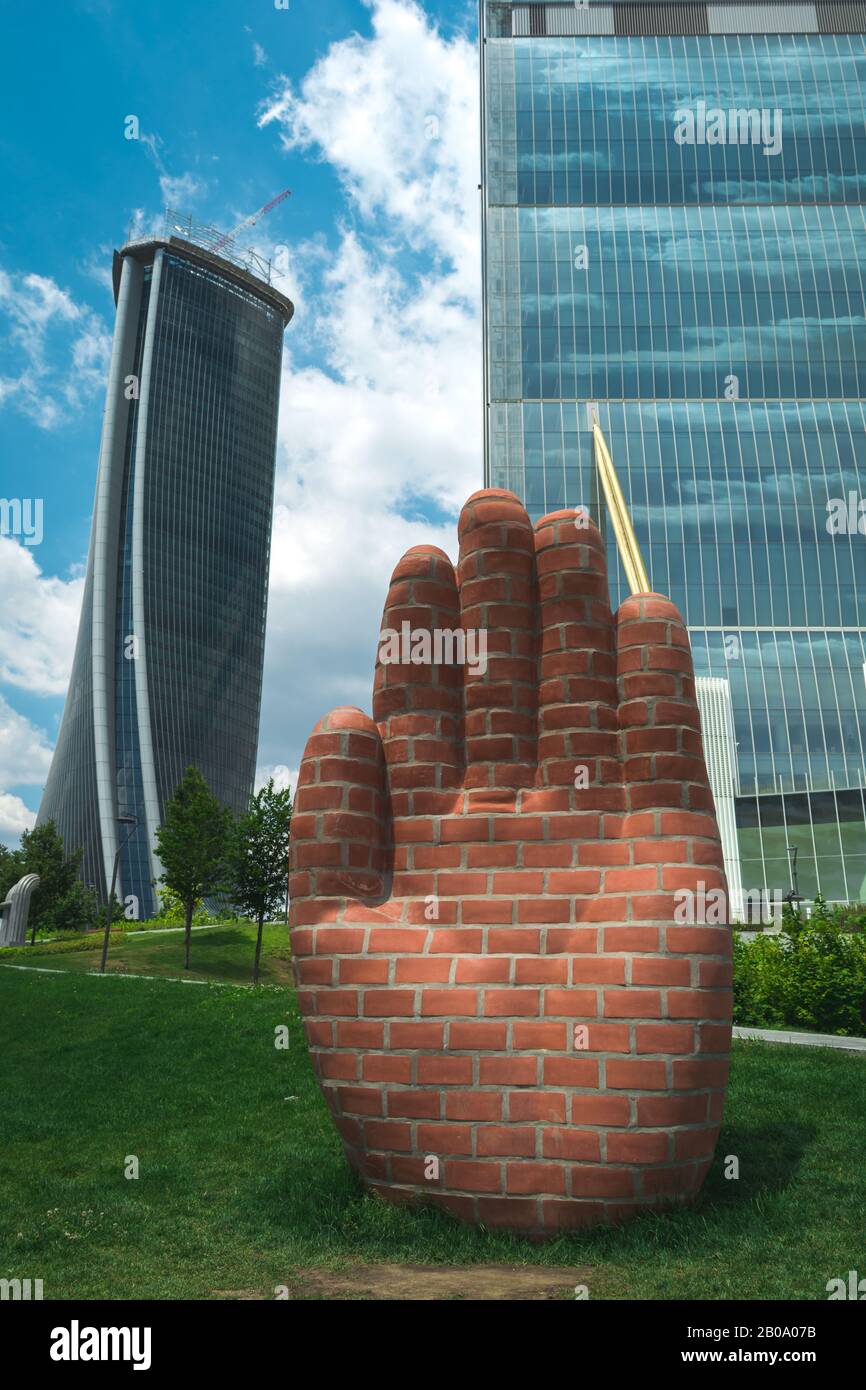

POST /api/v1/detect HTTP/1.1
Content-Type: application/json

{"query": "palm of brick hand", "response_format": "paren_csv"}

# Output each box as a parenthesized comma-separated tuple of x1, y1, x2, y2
(289, 489, 732, 1235)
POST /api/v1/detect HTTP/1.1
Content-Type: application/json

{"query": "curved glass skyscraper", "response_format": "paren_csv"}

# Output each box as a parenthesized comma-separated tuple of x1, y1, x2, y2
(38, 219, 294, 918)
(481, 0, 866, 901)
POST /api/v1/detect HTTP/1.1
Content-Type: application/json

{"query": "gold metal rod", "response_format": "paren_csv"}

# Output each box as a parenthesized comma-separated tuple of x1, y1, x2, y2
(592, 422, 651, 595)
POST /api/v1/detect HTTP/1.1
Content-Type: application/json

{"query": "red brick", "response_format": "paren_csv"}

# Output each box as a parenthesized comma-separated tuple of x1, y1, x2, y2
(631, 957, 691, 986)
(444, 1160, 503, 1193)
(387, 1091, 440, 1119)
(368, 928, 427, 953)
(483, 989, 540, 1017)
(417, 1124, 473, 1155)
(476, 1197, 538, 1229)
(699, 1023, 733, 1053)
(675, 1126, 720, 1159)
(541, 1129, 601, 1161)
(540, 1200, 606, 1230)
(390, 1021, 444, 1048)
(673, 1059, 730, 1089)
(508, 1092, 566, 1122)
(543, 989, 597, 1017)
(666, 927, 731, 954)
(514, 956, 569, 984)
(339, 959, 389, 984)
(603, 927, 659, 951)
(480, 1056, 538, 1085)
(570, 1167, 635, 1197)
(363, 990, 416, 1017)
(636, 1023, 695, 1054)
(421, 989, 478, 1017)
(488, 928, 541, 953)
(364, 1120, 412, 1152)
(606, 1131, 669, 1163)
(512, 1021, 569, 1050)
(448, 1021, 508, 1049)
(603, 989, 662, 1018)
(445, 1091, 502, 1121)
(607, 1059, 667, 1089)
(637, 1095, 708, 1125)
(429, 928, 483, 953)
(455, 957, 510, 983)
(506, 1162, 566, 1195)
(667, 989, 732, 1019)
(335, 1021, 383, 1048)
(571, 1095, 630, 1126)
(476, 1126, 536, 1157)
(543, 1056, 599, 1086)
(517, 900, 571, 923)
(417, 1056, 473, 1085)
(571, 956, 626, 984)
(338, 1086, 383, 1116)
(361, 1054, 412, 1083)
(318, 1053, 358, 1081)
(395, 958, 451, 983)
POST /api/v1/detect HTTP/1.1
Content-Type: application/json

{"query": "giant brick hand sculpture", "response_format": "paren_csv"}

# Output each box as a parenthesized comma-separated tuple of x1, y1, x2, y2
(289, 490, 732, 1235)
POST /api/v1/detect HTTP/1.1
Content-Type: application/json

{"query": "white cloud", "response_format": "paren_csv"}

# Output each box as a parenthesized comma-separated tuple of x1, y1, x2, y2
(255, 762, 298, 796)
(255, 0, 482, 777)
(0, 0, 484, 835)
(159, 171, 206, 208)
(259, 0, 480, 293)
(0, 694, 54, 788)
(253, 40, 268, 67)
(0, 537, 84, 697)
(0, 792, 37, 843)
(0, 694, 55, 847)
(0, 269, 111, 429)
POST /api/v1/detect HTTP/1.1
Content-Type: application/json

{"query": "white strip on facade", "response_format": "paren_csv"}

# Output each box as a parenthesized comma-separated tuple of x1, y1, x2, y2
(696, 676, 745, 920)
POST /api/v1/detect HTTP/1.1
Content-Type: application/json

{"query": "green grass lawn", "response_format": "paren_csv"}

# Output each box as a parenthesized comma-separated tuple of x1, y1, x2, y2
(0, 949, 863, 1300)
(1, 921, 293, 986)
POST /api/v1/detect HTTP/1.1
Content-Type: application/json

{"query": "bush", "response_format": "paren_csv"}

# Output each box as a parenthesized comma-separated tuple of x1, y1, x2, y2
(733, 914, 866, 1036)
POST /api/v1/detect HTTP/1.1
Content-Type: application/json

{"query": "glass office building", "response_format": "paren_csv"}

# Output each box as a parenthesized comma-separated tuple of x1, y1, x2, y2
(38, 219, 293, 918)
(481, 0, 866, 901)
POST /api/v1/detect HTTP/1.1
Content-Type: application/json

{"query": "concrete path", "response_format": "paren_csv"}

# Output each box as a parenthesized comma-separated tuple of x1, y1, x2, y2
(734, 1025, 866, 1052)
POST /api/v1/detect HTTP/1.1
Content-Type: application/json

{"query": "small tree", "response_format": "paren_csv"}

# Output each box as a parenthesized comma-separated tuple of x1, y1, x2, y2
(228, 779, 292, 984)
(14, 822, 100, 940)
(0, 842, 25, 906)
(155, 767, 232, 971)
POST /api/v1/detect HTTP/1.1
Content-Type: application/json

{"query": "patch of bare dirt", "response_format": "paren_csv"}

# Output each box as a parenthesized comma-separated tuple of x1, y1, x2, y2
(217, 1263, 591, 1301)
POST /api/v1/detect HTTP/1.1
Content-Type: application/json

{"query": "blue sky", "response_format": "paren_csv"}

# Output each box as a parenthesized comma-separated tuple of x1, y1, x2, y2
(0, 0, 483, 845)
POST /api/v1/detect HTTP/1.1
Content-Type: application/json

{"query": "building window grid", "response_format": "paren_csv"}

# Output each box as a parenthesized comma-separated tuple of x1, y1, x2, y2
(487, 29, 866, 895)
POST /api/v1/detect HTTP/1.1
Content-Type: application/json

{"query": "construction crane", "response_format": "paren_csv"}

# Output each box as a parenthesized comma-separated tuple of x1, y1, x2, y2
(212, 188, 292, 252)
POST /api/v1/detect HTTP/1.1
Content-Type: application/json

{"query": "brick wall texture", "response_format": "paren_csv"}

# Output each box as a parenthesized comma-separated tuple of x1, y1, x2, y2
(289, 488, 732, 1235)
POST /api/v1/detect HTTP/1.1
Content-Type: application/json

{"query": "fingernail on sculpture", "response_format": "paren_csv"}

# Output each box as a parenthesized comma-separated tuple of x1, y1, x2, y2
(289, 490, 732, 1235)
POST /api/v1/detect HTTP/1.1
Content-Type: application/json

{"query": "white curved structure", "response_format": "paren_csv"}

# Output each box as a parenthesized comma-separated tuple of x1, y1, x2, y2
(0, 875, 41, 947)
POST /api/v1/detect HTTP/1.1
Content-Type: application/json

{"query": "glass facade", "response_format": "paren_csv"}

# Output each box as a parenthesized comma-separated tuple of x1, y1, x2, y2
(482, 2, 866, 900)
(38, 237, 292, 917)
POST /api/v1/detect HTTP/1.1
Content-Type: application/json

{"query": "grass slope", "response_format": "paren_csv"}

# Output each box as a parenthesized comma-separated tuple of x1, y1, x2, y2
(0, 963, 863, 1300)
(2, 922, 293, 986)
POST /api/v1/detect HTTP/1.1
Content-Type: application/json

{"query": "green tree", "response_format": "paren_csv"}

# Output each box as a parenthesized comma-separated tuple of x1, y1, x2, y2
(228, 779, 292, 983)
(15, 823, 101, 940)
(155, 767, 232, 971)
(0, 842, 25, 906)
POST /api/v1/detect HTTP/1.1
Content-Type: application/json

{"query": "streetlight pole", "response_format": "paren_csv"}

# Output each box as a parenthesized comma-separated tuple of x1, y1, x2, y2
(99, 814, 137, 974)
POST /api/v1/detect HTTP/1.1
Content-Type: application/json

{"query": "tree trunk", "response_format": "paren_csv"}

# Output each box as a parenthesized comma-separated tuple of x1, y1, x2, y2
(184, 901, 193, 971)
(253, 912, 264, 985)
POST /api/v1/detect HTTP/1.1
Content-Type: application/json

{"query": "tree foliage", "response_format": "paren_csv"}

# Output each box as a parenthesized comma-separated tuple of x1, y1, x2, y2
(1, 823, 101, 938)
(229, 779, 292, 983)
(155, 767, 232, 970)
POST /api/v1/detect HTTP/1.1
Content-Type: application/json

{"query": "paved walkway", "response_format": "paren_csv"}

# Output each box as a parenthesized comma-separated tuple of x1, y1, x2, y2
(733, 1025, 866, 1052)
